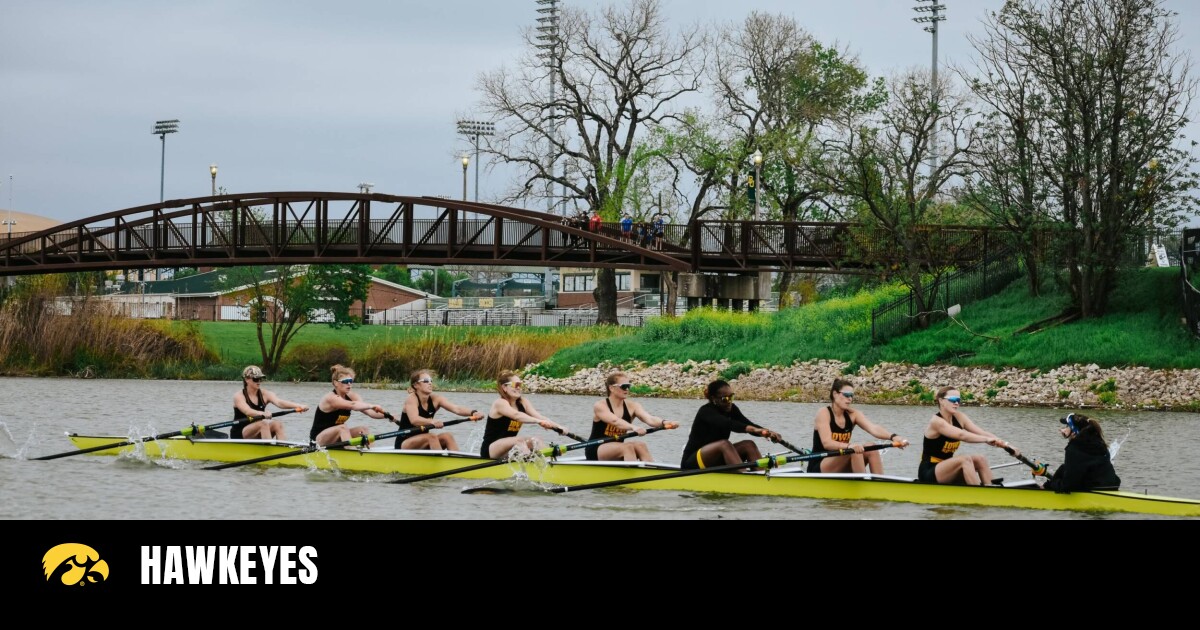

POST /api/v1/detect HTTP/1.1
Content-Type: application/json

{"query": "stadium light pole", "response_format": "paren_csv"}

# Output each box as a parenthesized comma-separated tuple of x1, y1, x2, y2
(913, 2, 946, 176)
(535, 0, 562, 215)
(153, 119, 180, 202)
(456, 119, 495, 203)
(210, 163, 218, 196)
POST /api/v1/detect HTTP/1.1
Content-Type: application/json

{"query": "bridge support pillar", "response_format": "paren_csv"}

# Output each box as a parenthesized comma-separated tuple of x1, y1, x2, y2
(679, 272, 773, 313)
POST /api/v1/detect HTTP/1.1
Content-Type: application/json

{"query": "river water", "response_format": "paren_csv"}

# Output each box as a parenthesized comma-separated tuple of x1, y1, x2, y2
(1, 378, 1196, 520)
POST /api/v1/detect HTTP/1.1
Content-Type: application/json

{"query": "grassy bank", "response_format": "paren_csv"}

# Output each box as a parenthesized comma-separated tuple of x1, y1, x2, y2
(532, 267, 1200, 378)
(184, 322, 630, 382)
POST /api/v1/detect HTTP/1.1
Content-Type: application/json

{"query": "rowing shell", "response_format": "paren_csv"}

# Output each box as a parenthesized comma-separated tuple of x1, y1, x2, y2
(65, 434, 1200, 517)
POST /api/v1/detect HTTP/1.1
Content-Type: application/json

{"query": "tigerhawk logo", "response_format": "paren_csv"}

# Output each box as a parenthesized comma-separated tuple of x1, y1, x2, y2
(43, 544, 109, 586)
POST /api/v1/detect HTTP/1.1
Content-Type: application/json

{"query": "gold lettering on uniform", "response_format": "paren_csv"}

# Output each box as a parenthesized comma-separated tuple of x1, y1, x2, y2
(832, 432, 852, 443)
(941, 441, 961, 455)
(336, 413, 351, 426)
(507, 420, 522, 433)
(605, 424, 622, 438)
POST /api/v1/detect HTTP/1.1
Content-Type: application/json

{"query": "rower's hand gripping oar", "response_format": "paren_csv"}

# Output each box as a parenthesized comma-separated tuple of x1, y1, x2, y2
(204, 415, 474, 471)
(393, 426, 664, 486)
(32, 409, 301, 461)
(551, 441, 900, 494)
(1003, 445, 1051, 478)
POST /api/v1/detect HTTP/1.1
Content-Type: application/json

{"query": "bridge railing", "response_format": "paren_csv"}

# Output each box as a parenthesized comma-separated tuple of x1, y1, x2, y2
(870, 246, 1022, 344)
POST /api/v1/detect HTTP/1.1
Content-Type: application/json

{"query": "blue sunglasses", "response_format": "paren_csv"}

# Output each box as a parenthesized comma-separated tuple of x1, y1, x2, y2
(338, 378, 355, 385)
(945, 396, 961, 404)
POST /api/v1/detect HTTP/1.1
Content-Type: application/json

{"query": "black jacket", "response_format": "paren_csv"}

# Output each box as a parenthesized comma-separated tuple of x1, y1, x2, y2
(1044, 433, 1121, 493)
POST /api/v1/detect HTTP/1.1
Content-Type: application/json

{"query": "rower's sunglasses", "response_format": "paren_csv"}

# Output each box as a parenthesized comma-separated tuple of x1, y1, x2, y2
(839, 391, 854, 398)
(617, 383, 632, 391)
(417, 378, 434, 384)
(720, 394, 736, 403)
(339, 378, 355, 385)
(945, 396, 961, 404)
(507, 381, 524, 389)
(249, 377, 263, 383)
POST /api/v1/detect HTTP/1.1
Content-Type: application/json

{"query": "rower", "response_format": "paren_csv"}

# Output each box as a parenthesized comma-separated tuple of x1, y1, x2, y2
(480, 371, 568, 460)
(311, 365, 390, 446)
(680, 380, 780, 470)
(586, 372, 678, 462)
(809, 378, 908, 474)
(232, 365, 308, 440)
(394, 369, 483, 450)
(918, 386, 1016, 486)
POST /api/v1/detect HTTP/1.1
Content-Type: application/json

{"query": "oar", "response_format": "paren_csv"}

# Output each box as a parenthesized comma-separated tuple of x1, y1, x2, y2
(204, 416, 473, 471)
(394, 426, 662, 486)
(551, 441, 898, 494)
(1003, 445, 1051, 477)
(32, 410, 297, 461)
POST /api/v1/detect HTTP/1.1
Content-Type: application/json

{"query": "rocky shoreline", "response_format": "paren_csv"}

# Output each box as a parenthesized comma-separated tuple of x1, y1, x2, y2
(523, 359, 1200, 412)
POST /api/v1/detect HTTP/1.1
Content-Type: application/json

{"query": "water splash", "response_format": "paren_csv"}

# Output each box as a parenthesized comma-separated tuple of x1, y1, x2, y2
(0, 421, 18, 458)
(1109, 428, 1133, 462)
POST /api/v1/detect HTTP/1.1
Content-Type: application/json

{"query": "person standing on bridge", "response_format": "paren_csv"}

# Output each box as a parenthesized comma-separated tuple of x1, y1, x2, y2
(652, 213, 666, 250)
(588, 210, 603, 236)
(620, 214, 634, 243)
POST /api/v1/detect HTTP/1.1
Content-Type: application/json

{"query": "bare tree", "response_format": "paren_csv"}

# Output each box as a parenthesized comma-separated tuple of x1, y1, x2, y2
(992, 0, 1197, 318)
(961, 12, 1055, 296)
(477, 0, 703, 324)
(817, 69, 982, 326)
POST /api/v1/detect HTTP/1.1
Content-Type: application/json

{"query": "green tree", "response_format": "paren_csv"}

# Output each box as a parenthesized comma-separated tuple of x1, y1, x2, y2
(223, 264, 370, 374)
(981, 0, 1198, 317)
(816, 70, 983, 327)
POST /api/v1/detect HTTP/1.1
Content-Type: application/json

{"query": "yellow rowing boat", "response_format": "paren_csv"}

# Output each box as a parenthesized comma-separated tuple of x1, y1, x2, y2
(64, 434, 1200, 517)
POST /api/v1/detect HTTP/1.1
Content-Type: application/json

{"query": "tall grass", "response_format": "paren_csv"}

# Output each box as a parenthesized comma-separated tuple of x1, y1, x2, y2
(532, 284, 908, 377)
(354, 329, 617, 382)
(0, 287, 216, 377)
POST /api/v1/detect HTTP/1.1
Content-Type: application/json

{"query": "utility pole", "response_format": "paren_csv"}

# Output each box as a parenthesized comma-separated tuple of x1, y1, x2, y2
(912, 2, 946, 177)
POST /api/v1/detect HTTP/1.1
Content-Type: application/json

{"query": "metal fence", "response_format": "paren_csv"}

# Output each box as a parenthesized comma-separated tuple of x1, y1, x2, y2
(870, 248, 1022, 344)
(1183, 229, 1200, 339)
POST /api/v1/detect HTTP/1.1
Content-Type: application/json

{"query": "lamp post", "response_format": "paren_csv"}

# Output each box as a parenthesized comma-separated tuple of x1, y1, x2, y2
(461, 156, 470, 201)
(153, 119, 180, 202)
(752, 149, 763, 221)
(913, 2, 946, 176)
(209, 163, 218, 196)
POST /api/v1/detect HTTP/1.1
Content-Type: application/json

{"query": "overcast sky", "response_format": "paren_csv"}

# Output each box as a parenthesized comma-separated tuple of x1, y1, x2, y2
(2, 0, 1198, 225)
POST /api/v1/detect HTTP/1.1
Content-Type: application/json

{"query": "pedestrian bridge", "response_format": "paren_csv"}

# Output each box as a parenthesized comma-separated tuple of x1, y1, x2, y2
(0, 192, 1001, 276)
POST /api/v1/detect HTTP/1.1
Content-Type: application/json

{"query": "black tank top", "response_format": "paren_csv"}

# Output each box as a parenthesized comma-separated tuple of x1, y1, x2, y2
(231, 387, 268, 439)
(480, 399, 527, 458)
(921, 412, 963, 465)
(809, 406, 854, 473)
(395, 395, 439, 448)
(590, 399, 632, 441)
(310, 392, 353, 441)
